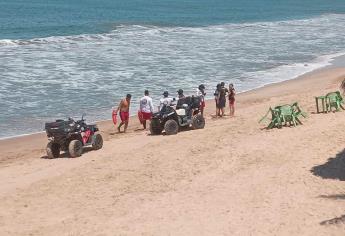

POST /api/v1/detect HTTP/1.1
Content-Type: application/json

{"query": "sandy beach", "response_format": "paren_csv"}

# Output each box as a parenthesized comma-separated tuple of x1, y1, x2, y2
(1, 67, 345, 235)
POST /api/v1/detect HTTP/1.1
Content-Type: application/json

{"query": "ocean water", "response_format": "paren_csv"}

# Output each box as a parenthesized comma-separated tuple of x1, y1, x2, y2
(1, 0, 345, 138)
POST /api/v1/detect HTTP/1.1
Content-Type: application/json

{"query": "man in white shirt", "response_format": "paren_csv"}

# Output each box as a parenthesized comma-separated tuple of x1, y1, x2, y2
(140, 90, 154, 129)
(159, 91, 176, 111)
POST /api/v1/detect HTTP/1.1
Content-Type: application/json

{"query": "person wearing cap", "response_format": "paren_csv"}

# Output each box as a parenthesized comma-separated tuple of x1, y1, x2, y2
(115, 93, 131, 133)
(197, 84, 206, 115)
(159, 91, 176, 111)
(177, 89, 185, 99)
(139, 90, 154, 129)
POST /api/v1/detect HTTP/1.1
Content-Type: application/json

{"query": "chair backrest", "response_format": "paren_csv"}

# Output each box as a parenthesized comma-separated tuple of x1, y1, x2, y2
(291, 102, 300, 112)
(326, 92, 339, 102)
(335, 91, 343, 102)
(276, 104, 293, 116)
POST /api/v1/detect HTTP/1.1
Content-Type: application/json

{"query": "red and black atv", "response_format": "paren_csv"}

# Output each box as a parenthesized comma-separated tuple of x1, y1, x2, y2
(44, 116, 103, 158)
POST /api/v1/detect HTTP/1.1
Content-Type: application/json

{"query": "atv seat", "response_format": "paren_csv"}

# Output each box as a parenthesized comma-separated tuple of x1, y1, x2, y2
(176, 96, 201, 109)
(176, 97, 191, 109)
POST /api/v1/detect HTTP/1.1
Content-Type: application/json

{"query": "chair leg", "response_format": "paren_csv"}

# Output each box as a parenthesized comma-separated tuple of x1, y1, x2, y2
(295, 117, 302, 125)
(292, 116, 297, 127)
(268, 119, 276, 129)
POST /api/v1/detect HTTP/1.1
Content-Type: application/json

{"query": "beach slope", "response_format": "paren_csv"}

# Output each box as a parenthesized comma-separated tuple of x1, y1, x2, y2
(1, 68, 345, 235)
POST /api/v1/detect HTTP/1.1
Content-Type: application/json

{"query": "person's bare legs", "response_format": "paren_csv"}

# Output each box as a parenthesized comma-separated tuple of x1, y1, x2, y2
(124, 121, 129, 133)
(117, 122, 124, 133)
(220, 107, 225, 117)
(229, 104, 235, 117)
(143, 120, 147, 129)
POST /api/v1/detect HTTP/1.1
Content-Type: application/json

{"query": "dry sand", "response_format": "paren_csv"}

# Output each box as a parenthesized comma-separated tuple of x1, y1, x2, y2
(1, 68, 345, 235)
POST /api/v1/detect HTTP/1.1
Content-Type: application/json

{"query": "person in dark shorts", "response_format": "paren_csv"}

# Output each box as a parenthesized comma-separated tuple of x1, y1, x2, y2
(214, 83, 221, 117)
(115, 94, 131, 133)
(218, 82, 228, 117)
(228, 83, 236, 117)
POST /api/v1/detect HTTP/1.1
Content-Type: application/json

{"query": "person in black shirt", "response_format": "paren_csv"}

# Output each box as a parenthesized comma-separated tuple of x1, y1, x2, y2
(177, 89, 185, 99)
(218, 82, 228, 117)
(214, 84, 221, 117)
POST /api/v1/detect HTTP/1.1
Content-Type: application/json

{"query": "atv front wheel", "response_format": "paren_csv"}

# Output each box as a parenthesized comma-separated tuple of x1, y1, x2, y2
(164, 119, 179, 135)
(92, 134, 103, 150)
(150, 119, 162, 135)
(192, 114, 205, 129)
(68, 140, 83, 158)
(46, 141, 60, 159)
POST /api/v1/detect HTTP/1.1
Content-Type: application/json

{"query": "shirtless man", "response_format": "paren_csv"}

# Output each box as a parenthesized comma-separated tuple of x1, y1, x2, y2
(115, 94, 131, 133)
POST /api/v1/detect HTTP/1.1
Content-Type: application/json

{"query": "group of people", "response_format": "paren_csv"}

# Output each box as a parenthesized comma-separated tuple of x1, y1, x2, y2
(214, 82, 235, 117)
(114, 83, 234, 133)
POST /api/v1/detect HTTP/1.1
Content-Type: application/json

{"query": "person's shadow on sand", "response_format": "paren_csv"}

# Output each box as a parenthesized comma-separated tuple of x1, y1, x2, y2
(318, 194, 345, 226)
(311, 149, 345, 181)
(311, 150, 345, 226)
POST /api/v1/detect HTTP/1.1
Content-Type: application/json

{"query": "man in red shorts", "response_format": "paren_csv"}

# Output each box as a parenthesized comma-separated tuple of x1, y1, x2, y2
(115, 94, 131, 133)
(139, 90, 154, 129)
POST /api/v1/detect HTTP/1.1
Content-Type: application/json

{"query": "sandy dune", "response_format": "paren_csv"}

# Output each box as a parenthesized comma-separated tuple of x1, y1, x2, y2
(1, 68, 345, 235)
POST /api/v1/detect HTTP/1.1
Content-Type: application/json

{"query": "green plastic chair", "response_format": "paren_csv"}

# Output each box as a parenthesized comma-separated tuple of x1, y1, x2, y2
(326, 91, 344, 112)
(259, 102, 307, 129)
(275, 104, 295, 126)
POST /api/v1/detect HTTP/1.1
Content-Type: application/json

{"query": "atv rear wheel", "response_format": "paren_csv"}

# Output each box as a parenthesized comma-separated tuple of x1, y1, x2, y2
(46, 141, 60, 159)
(68, 140, 83, 158)
(92, 134, 103, 150)
(192, 114, 205, 129)
(150, 119, 162, 135)
(164, 119, 179, 135)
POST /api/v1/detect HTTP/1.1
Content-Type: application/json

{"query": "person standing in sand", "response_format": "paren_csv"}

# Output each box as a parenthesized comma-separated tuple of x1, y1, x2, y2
(139, 90, 154, 130)
(197, 84, 206, 116)
(214, 84, 222, 117)
(115, 94, 131, 133)
(218, 82, 228, 117)
(228, 83, 236, 117)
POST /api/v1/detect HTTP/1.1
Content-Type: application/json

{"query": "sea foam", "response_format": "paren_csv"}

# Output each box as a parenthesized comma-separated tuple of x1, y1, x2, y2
(1, 14, 345, 138)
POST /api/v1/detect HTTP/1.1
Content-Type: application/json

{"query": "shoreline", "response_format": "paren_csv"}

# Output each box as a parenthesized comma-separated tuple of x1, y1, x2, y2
(2, 51, 345, 142)
(1, 66, 345, 163)
(2, 65, 345, 234)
